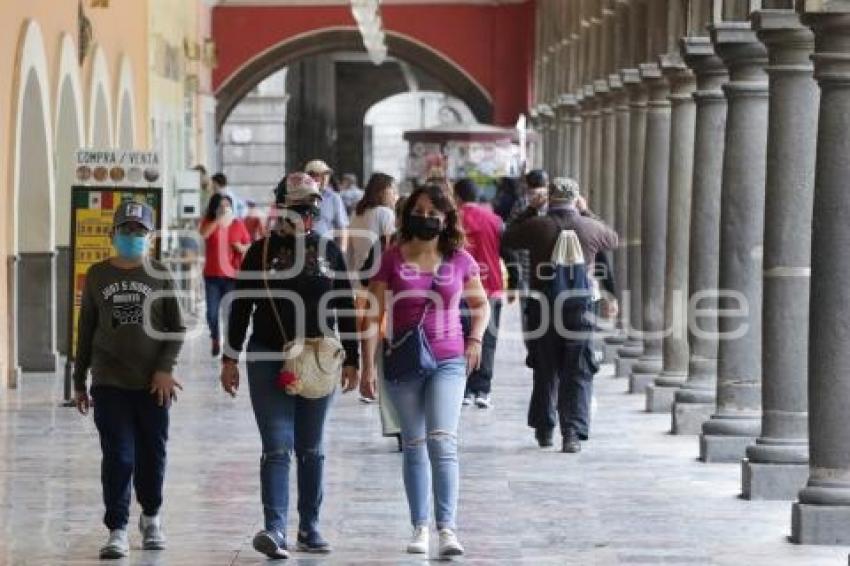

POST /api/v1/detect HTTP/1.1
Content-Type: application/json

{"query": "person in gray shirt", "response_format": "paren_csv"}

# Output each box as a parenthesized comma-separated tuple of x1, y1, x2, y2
(73, 201, 185, 560)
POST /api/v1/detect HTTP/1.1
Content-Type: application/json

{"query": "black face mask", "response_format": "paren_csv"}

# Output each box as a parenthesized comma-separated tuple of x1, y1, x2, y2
(408, 214, 442, 241)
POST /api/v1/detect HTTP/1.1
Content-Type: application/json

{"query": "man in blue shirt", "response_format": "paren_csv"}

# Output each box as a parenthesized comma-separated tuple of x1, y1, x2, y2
(305, 159, 348, 250)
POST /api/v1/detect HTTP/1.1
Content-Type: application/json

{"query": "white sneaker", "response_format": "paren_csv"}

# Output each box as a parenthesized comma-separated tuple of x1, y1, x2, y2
(406, 525, 429, 554)
(462, 393, 474, 406)
(140, 513, 166, 550)
(100, 529, 129, 559)
(475, 393, 492, 409)
(438, 528, 464, 557)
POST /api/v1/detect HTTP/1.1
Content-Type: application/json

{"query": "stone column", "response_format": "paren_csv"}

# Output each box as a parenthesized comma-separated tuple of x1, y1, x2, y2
(567, 93, 583, 181)
(17, 252, 58, 372)
(672, 37, 729, 436)
(629, 62, 670, 394)
(646, 58, 696, 413)
(792, 8, 850, 545)
(557, 96, 573, 177)
(741, 10, 817, 501)
(581, 89, 594, 190)
(588, 85, 604, 209)
(615, 68, 647, 381)
(593, 79, 611, 220)
(699, 23, 768, 463)
(599, 79, 618, 228)
(603, 73, 627, 363)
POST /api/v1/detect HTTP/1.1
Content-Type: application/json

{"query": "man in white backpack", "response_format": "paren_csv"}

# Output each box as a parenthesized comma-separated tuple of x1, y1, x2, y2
(503, 178, 618, 452)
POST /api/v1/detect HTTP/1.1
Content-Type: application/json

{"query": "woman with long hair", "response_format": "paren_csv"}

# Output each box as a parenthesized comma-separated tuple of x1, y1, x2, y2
(200, 193, 251, 356)
(220, 172, 360, 559)
(346, 172, 398, 275)
(361, 185, 490, 558)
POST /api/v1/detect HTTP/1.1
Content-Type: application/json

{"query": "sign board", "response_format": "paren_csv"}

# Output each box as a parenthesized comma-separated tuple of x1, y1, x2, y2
(74, 149, 161, 187)
(67, 186, 162, 360)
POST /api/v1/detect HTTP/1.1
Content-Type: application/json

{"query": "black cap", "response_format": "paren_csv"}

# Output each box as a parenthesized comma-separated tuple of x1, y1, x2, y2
(525, 169, 548, 190)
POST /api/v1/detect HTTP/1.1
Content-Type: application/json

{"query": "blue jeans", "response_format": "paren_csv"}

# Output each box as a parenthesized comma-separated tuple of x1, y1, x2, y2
(92, 386, 169, 530)
(385, 357, 466, 529)
(246, 342, 334, 535)
(204, 276, 236, 340)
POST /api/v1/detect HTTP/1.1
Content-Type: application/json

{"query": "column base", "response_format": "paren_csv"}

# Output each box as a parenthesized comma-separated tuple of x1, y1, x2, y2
(741, 459, 809, 500)
(645, 383, 678, 413)
(792, 503, 850, 545)
(615, 355, 639, 379)
(7, 365, 21, 388)
(629, 371, 655, 394)
(603, 334, 626, 363)
(699, 434, 756, 463)
(671, 401, 714, 435)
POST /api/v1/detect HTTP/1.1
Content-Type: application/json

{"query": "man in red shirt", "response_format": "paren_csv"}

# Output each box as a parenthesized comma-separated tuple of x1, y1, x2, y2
(454, 178, 505, 408)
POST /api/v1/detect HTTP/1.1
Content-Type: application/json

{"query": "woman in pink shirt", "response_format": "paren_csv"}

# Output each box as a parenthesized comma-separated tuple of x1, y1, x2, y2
(362, 185, 490, 559)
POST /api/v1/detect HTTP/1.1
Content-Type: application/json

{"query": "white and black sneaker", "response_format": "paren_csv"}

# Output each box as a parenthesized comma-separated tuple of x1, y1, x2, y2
(253, 530, 289, 559)
(474, 393, 492, 409)
(462, 393, 474, 407)
(438, 528, 464, 558)
(140, 513, 166, 550)
(406, 525, 429, 554)
(99, 529, 129, 559)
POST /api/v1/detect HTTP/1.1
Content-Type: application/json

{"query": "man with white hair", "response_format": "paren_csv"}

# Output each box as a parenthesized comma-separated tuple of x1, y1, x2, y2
(503, 177, 618, 453)
(304, 159, 348, 250)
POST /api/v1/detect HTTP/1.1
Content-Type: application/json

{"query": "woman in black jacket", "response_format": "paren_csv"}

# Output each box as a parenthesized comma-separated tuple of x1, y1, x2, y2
(220, 172, 360, 559)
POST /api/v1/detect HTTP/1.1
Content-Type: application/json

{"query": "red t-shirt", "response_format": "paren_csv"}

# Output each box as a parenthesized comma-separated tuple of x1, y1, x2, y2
(201, 218, 251, 278)
(459, 203, 504, 298)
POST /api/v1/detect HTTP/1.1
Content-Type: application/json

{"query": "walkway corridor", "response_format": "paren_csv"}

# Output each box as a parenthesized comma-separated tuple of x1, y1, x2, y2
(0, 307, 845, 565)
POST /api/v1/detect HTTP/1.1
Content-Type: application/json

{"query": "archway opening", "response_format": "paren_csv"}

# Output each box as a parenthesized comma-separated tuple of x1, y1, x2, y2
(16, 69, 57, 372)
(54, 76, 83, 357)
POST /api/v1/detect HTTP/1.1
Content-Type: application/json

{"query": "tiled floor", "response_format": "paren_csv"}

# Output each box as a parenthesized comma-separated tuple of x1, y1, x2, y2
(0, 304, 847, 565)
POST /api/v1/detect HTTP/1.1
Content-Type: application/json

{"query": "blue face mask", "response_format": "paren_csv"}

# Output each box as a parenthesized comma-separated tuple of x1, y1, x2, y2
(113, 233, 148, 260)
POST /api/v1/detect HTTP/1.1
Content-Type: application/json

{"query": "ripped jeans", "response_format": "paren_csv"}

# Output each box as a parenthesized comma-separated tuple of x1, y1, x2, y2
(246, 341, 333, 536)
(385, 357, 466, 530)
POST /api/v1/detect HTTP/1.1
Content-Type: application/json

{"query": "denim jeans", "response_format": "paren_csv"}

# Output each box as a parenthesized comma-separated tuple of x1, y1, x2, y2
(385, 357, 466, 529)
(466, 298, 502, 396)
(204, 276, 236, 341)
(92, 386, 169, 530)
(525, 299, 597, 440)
(246, 342, 333, 535)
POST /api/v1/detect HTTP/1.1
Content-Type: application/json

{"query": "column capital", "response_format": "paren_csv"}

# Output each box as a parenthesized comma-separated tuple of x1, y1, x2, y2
(681, 36, 729, 100)
(803, 12, 850, 85)
(640, 62, 670, 106)
(709, 22, 769, 82)
(622, 68, 648, 106)
(753, 10, 815, 73)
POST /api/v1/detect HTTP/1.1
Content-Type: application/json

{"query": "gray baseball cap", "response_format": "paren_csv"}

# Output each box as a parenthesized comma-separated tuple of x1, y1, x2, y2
(113, 201, 155, 231)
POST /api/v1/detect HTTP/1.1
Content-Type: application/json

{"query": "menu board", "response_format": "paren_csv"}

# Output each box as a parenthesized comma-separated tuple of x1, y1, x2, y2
(68, 186, 162, 359)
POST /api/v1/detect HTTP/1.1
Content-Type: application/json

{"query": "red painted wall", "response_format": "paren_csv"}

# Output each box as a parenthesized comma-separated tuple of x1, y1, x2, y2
(212, 2, 534, 126)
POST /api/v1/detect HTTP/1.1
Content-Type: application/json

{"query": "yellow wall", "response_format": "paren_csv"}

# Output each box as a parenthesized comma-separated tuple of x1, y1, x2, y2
(0, 0, 149, 383)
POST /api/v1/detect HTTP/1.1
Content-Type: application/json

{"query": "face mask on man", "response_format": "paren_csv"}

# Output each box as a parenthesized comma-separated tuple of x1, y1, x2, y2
(408, 214, 442, 241)
(113, 233, 149, 260)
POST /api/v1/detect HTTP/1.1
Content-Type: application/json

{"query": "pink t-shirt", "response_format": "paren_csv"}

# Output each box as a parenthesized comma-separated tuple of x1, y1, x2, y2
(372, 245, 479, 361)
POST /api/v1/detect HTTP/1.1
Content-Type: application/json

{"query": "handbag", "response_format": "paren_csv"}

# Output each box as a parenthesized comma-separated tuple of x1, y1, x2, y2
(262, 237, 345, 399)
(382, 263, 441, 383)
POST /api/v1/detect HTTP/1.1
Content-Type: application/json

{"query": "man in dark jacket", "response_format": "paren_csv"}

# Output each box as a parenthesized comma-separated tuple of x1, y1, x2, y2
(503, 178, 618, 453)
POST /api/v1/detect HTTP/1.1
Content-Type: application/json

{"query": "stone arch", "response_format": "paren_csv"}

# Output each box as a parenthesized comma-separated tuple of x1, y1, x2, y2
(7, 20, 58, 377)
(115, 55, 137, 149)
(88, 46, 114, 147)
(54, 33, 86, 358)
(215, 27, 494, 133)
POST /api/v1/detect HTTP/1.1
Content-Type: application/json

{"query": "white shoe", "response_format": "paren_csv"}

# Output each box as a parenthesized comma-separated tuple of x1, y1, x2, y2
(100, 529, 129, 559)
(475, 394, 492, 409)
(462, 393, 474, 406)
(407, 525, 429, 554)
(438, 528, 464, 557)
(140, 513, 166, 550)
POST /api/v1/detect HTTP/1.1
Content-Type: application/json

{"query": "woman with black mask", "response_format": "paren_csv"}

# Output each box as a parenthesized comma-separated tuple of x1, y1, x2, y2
(220, 172, 360, 559)
(361, 184, 490, 558)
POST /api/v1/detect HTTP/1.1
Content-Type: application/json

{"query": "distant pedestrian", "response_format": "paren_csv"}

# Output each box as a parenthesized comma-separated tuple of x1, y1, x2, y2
(243, 199, 268, 241)
(339, 173, 365, 216)
(211, 172, 247, 218)
(305, 159, 349, 249)
(200, 193, 251, 357)
(347, 172, 397, 277)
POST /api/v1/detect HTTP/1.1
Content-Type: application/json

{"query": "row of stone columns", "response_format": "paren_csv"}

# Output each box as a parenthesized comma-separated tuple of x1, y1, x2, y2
(531, 0, 850, 546)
